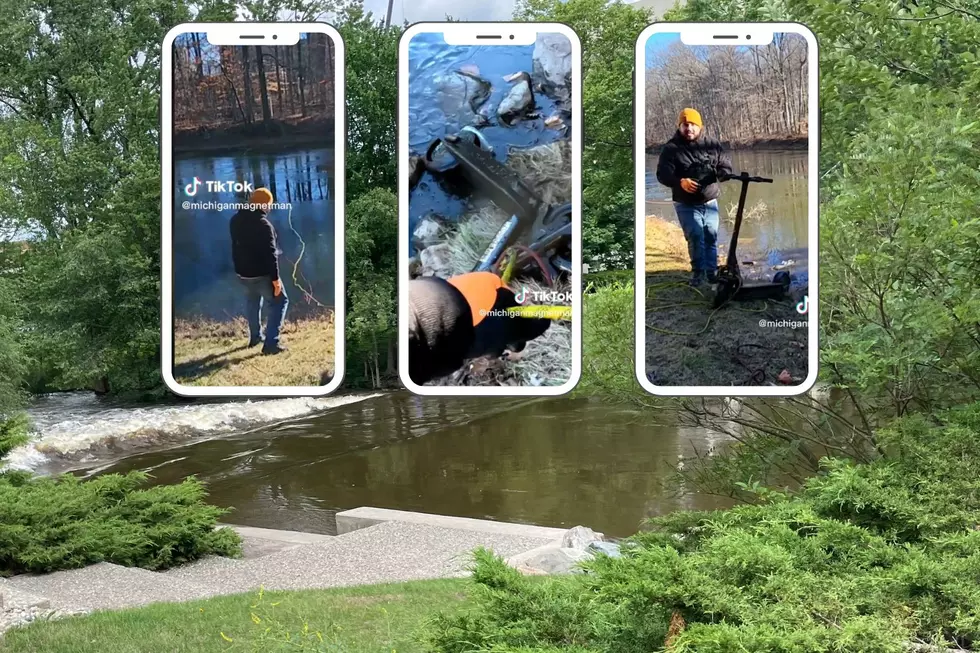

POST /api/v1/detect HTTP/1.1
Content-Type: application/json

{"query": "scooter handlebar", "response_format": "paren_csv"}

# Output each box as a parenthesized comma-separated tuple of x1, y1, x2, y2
(719, 172, 774, 184)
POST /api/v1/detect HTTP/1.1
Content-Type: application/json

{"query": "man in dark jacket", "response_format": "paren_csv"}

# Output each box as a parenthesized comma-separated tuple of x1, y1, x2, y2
(229, 187, 288, 355)
(656, 108, 733, 285)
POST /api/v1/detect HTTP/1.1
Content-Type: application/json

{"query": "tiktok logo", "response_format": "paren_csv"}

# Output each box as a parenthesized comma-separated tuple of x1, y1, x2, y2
(514, 287, 527, 304)
(184, 177, 202, 196)
(796, 295, 809, 315)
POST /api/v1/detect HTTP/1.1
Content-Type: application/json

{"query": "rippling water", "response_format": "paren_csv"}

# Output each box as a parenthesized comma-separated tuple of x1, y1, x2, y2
(14, 392, 376, 473)
(20, 393, 733, 538)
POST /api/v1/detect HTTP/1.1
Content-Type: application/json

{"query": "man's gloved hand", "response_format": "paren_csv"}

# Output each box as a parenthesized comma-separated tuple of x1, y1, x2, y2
(272, 279, 283, 297)
(408, 276, 476, 385)
(407, 272, 551, 385)
(680, 178, 700, 194)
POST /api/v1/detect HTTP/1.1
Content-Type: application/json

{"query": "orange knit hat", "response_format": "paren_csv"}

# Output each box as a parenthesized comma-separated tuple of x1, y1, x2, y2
(678, 108, 703, 128)
(250, 187, 274, 205)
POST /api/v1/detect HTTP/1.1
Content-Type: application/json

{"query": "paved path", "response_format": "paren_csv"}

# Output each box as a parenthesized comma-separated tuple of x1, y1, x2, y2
(0, 508, 564, 634)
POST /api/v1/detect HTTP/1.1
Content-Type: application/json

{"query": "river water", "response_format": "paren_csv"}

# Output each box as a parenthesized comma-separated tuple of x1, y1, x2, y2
(18, 393, 732, 538)
(646, 147, 808, 284)
(173, 149, 337, 319)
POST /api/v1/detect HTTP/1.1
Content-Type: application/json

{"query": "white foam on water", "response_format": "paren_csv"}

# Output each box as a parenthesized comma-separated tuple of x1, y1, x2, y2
(6, 393, 380, 472)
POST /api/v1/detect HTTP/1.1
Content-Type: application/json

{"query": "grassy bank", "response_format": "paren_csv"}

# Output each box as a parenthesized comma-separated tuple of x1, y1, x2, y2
(174, 314, 335, 387)
(644, 215, 807, 387)
(1, 579, 470, 653)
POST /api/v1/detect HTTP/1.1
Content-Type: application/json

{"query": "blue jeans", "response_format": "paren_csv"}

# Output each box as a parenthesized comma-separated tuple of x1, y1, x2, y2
(673, 199, 720, 277)
(239, 276, 288, 350)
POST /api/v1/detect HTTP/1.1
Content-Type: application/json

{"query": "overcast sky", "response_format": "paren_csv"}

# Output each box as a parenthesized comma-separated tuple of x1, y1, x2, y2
(360, 0, 520, 23)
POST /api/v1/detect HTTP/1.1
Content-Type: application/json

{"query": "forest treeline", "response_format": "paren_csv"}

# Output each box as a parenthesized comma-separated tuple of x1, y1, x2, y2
(173, 32, 335, 134)
(645, 33, 808, 147)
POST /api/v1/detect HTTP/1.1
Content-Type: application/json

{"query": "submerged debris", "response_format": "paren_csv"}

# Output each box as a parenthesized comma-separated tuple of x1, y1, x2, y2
(498, 72, 535, 126)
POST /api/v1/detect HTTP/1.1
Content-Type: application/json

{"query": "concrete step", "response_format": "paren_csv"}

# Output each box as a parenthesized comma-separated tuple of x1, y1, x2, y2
(220, 524, 334, 559)
(4, 563, 218, 612)
(335, 507, 567, 541)
(173, 520, 559, 596)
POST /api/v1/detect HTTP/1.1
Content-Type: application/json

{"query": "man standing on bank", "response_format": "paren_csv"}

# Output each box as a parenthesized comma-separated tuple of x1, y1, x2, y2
(229, 187, 288, 355)
(656, 108, 733, 286)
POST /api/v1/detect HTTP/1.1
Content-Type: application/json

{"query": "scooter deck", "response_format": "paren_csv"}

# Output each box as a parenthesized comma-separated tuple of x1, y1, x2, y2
(436, 134, 544, 226)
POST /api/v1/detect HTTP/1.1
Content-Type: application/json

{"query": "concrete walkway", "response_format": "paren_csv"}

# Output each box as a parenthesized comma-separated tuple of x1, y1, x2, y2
(0, 508, 566, 633)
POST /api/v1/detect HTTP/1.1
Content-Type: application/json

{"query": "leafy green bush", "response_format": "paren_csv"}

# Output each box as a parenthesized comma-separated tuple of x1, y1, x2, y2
(0, 471, 241, 575)
(0, 413, 30, 463)
(425, 405, 980, 652)
(578, 281, 643, 401)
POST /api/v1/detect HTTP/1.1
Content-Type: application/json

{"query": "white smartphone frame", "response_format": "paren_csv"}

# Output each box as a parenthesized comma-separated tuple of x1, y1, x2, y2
(634, 22, 819, 397)
(397, 22, 583, 397)
(160, 22, 346, 397)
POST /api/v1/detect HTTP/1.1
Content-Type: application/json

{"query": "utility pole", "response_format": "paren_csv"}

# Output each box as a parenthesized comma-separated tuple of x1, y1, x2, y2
(384, 0, 394, 28)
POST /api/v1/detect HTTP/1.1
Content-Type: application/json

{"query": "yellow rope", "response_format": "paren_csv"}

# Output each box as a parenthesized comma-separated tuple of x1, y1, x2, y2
(286, 204, 328, 309)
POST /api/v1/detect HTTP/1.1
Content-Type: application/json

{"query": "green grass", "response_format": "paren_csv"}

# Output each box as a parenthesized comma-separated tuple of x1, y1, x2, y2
(1, 579, 472, 653)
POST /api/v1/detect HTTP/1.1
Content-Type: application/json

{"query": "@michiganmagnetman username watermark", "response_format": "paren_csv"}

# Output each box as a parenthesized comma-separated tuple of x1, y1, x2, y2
(182, 200, 291, 211)
(759, 295, 809, 328)
(479, 287, 573, 319)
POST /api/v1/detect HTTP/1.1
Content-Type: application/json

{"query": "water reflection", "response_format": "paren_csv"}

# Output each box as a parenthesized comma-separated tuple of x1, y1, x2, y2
(173, 149, 336, 319)
(82, 394, 733, 537)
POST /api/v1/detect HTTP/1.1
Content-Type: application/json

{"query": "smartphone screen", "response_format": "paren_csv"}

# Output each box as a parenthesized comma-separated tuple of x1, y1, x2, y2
(161, 24, 345, 396)
(398, 23, 582, 396)
(635, 24, 818, 395)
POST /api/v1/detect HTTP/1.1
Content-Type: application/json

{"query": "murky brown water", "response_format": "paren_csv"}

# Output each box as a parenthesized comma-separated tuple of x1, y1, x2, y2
(69, 393, 733, 537)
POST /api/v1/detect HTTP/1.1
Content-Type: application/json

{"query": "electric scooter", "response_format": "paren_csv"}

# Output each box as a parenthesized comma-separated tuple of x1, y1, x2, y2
(417, 127, 572, 281)
(713, 171, 792, 308)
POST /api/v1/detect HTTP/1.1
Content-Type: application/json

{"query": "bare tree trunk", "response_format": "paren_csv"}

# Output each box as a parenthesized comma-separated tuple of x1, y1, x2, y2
(297, 36, 307, 117)
(241, 46, 254, 123)
(286, 46, 296, 115)
(255, 45, 273, 126)
(273, 46, 284, 117)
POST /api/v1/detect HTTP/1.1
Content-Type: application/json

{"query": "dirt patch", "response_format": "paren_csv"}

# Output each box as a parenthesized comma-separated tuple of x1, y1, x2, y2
(174, 313, 335, 387)
(644, 215, 808, 388)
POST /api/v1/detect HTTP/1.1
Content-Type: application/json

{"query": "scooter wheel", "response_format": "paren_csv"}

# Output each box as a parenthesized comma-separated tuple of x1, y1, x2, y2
(773, 271, 791, 288)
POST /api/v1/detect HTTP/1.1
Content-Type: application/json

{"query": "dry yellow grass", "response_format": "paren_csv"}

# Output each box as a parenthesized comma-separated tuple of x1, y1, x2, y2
(174, 313, 335, 387)
(645, 215, 691, 274)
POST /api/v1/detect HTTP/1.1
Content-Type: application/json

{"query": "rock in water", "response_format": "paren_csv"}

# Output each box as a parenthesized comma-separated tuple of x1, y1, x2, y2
(562, 525, 604, 550)
(412, 217, 443, 252)
(419, 243, 453, 278)
(533, 33, 572, 91)
(521, 546, 592, 575)
(498, 72, 534, 125)
(588, 541, 623, 558)
(544, 114, 564, 129)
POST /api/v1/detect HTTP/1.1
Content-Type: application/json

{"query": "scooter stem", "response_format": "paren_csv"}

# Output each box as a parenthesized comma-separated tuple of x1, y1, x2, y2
(722, 172, 774, 272)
